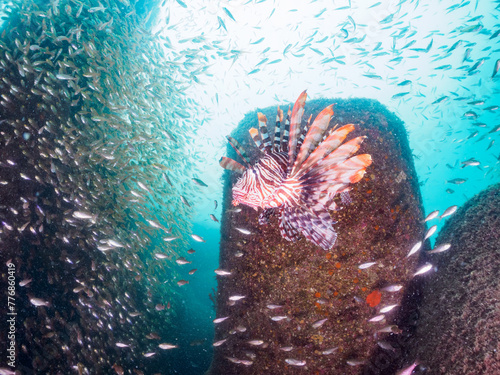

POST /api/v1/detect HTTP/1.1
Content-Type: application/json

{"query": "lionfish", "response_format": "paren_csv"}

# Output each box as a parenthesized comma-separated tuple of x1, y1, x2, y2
(219, 91, 372, 250)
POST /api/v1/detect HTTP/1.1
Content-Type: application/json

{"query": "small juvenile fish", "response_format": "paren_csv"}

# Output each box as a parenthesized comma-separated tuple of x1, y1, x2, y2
(406, 241, 422, 258)
(213, 316, 229, 324)
(428, 243, 451, 254)
(163, 173, 173, 186)
(347, 359, 365, 366)
(396, 362, 419, 375)
(143, 352, 156, 357)
(368, 314, 386, 322)
(30, 297, 50, 307)
(280, 346, 294, 351)
(137, 181, 150, 192)
(358, 262, 377, 269)
(377, 340, 395, 351)
(321, 347, 338, 355)
(210, 214, 219, 222)
(270, 315, 288, 321)
(379, 304, 398, 313)
(155, 253, 169, 259)
(188, 269, 197, 275)
(214, 200, 218, 210)
(424, 210, 439, 221)
(235, 227, 252, 235)
(192, 178, 208, 187)
(285, 358, 306, 366)
(440, 205, 457, 218)
(492, 59, 500, 79)
(229, 295, 245, 301)
(214, 269, 232, 276)
(447, 178, 467, 184)
(19, 278, 32, 287)
(424, 225, 437, 240)
(213, 338, 227, 347)
(191, 234, 205, 242)
(312, 318, 328, 328)
(381, 284, 403, 292)
(413, 263, 433, 277)
(266, 304, 283, 309)
(376, 325, 401, 334)
(72, 211, 95, 220)
(177, 280, 189, 286)
(175, 257, 191, 265)
(247, 340, 264, 346)
(158, 343, 178, 350)
(115, 342, 130, 348)
(163, 236, 179, 242)
(180, 195, 191, 207)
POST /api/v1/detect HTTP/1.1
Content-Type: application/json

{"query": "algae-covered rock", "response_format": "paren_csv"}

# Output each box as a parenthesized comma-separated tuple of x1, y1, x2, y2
(401, 184, 500, 375)
(208, 97, 425, 374)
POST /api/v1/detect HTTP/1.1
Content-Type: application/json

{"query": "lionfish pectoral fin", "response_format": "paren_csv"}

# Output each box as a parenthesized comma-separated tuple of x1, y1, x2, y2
(291, 105, 334, 176)
(219, 157, 246, 173)
(258, 208, 276, 225)
(340, 191, 352, 205)
(281, 205, 337, 250)
(278, 207, 301, 242)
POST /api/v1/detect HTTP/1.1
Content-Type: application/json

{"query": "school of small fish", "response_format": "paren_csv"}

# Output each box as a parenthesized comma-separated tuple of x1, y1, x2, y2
(0, 0, 498, 373)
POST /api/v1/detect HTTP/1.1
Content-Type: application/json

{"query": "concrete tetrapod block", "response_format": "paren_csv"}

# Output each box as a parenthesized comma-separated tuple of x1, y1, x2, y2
(208, 97, 425, 375)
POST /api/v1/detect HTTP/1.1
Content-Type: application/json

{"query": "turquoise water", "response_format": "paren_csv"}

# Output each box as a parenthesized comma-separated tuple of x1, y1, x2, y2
(0, 0, 498, 374)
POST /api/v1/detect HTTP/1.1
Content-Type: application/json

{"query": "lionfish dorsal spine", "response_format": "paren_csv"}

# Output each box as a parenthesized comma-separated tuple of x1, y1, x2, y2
(226, 136, 251, 166)
(287, 90, 307, 174)
(257, 113, 272, 153)
(281, 105, 291, 152)
(219, 156, 246, 173)
(291, 105, 334, 176)
(273, 106, 283, 152)
(249, 127, 264, 152)
(296, 114, 312, 152)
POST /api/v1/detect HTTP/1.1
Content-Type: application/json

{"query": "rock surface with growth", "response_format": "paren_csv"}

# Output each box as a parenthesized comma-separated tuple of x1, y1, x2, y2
(207, 97, 425, 375)
(401, 184, 500, 375)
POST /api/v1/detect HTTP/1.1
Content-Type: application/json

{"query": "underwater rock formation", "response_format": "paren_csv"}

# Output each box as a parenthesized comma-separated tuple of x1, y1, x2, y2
(209, 97, 425, 374)
(400, 184, 500, 375)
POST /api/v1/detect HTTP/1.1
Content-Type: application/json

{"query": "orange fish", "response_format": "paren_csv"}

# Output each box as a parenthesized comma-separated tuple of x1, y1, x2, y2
(366, 290, 382, 307)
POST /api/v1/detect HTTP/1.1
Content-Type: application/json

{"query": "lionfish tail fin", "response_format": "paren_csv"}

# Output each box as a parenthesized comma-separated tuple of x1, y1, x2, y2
(226, 136, 251, 166)
(219, 157, 246, 173)
(291, 105, 334, 176)
(287, 90, 307, 173)
(257, 112, 273, 153)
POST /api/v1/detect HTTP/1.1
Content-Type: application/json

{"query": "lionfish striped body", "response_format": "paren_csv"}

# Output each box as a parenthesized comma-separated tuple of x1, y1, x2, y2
(220, 91, 372, 250)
